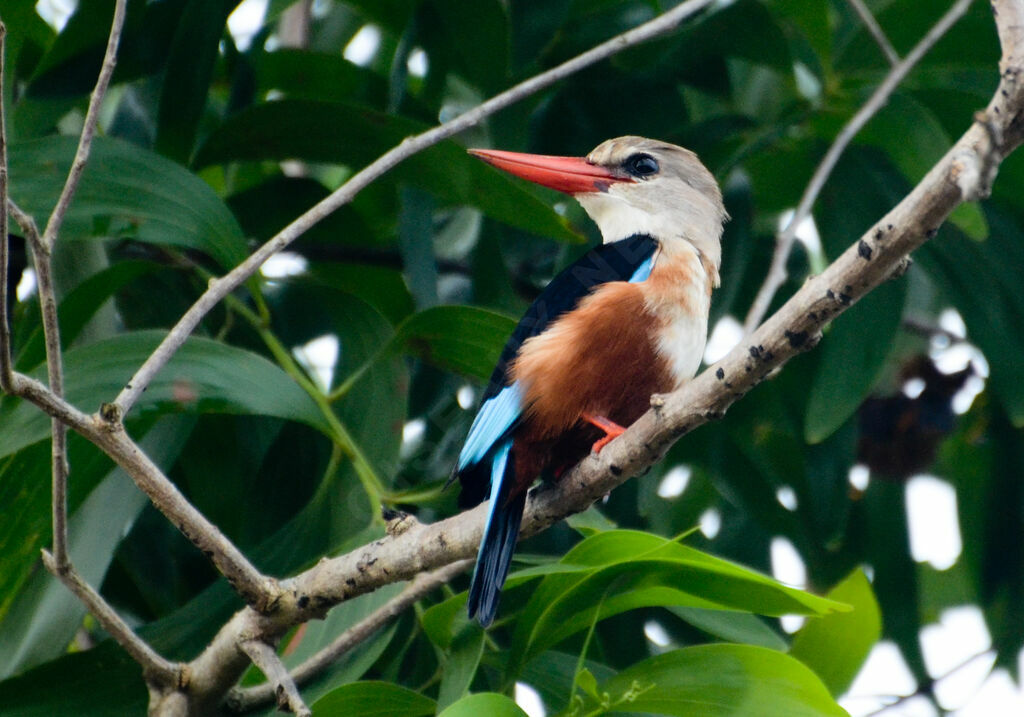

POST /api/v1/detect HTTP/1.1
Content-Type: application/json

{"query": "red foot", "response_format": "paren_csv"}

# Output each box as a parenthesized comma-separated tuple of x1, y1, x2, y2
(581, 412, 626, 453)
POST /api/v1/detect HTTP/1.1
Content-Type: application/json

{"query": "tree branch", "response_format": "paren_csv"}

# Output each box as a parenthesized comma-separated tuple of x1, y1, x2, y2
(846, 0, 900, 66)
(110, 0, 719, 419)
(742, 0, 976, 334)
(39, 0, 127, 251)
(4, 368, 279, 610)
(30, 240, 71, 566)
(227, 559, 472, 713)
(238, 641, 311, 717)
(151, 1, 1024, 711)
(40, 550, 183, 688)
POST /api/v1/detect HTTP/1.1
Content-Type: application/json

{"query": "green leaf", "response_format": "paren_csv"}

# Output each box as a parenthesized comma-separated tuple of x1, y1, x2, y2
(311, 681, 435, 717)
(0, 331, 330, 459)
(155, 0, 236, 162)
(7, 136, 248, 268)
(518, 651, 615, 713)
(790, 569, 881, 697)
(571, 644, 849, 717)
(438, 693, 527, 717)
(0, 643, 147, 716)
(509, 531, 846, 672)
(426, 0, 509, 93)
(436, 624, 486, 710)
(668, 607, 788, 651)
(307, 263, 414, 326)
(857, 92, 987, 239)
(15, 260, 162, 370)
(193, 99, 581, 242)
(251, 48, 387, 105)
(917, 208, 1024, 425)
(392, 305, 516, 381)
(804, 276, 908, 443)
(0, 417, 193, 678)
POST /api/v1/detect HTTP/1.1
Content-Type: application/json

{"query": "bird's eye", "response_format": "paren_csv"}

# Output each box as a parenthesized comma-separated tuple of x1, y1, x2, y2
(625, 153, 659, 178)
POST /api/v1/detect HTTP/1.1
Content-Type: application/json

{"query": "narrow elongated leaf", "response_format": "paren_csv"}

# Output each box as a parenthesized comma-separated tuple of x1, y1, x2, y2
(0, 417, 193, 678)
(436, 625, 486, 710)
(572, 645, 849, 717)
(15, 260, 162, 370)
(311, 681, 435, 717)
(439, 693, 527, 717)
(392, 305, 516, 381)
(308, 263, 414, 326)
(155, 0, 236, 162)
(669, 606, 788, 651)
(790, 569, 882, 696)
(251, 48, 387, 105)
(917, 209, 1024, 425)
(804, 277, 908, 443)
(7, 136, 248, 268)
(857, 92, 986, 239)
(509, 531, 845, 672)
(193, 100, 580, 242)
(0, 643, 147, 716)
(0, 331, 330, 459)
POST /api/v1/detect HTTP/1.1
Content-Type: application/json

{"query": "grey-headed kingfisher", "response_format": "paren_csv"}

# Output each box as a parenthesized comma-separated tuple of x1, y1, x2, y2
(453, 136, 728, 625)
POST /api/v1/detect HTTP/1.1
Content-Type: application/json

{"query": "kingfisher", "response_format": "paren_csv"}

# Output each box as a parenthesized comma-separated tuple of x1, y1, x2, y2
(454, 136, 727, 625)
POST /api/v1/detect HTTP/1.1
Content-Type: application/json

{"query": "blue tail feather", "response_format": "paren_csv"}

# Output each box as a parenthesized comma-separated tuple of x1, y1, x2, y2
(466, 439, 524, 626)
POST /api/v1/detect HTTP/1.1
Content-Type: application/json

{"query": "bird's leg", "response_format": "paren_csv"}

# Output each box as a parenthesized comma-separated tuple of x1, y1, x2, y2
(581, 412, 627, 453)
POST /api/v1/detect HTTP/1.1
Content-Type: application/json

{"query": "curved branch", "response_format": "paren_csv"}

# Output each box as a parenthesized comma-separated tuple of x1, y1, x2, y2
(110, 0, 719, 418)
(227, 559, 471, 713)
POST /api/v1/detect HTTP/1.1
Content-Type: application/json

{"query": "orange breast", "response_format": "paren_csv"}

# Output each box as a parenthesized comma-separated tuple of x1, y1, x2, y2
(511, 281, 673, 439)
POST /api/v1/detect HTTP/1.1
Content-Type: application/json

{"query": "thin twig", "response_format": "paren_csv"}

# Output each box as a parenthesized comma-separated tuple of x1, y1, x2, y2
(227, 560, 471, 712)
(40, 549, 182, 687)
(7, 369, 278, 610)
(111, 0, 719, 418)
(6, 197, 40, 242)
(861, 649, 994, 717)
(239, 641, 311, 717)
(0, 22, 12, 391)
(742, 0, 975, 334)
(40, 0, 127, 250)
(30, 242, 71, 566)
(846, 0, 900, 66)
(27, 0, 126, 569)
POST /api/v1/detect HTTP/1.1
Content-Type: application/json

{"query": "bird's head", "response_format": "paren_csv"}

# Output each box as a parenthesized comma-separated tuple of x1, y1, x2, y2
(469, 136, 727, 276)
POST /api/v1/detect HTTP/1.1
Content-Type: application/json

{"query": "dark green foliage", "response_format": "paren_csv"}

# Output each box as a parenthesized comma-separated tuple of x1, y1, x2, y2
(1, 0, 1019, 714)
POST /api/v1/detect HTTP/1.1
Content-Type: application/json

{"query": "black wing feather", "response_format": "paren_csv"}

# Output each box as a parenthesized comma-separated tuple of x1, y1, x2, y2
(481, 234, 658, 399)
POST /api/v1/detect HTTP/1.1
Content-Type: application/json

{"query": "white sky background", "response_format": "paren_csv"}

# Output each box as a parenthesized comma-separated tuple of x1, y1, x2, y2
(32, 1, 1024, 715)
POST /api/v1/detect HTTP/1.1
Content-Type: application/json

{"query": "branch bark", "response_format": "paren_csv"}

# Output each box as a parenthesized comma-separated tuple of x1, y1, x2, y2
(40, 550, 182, 688)
(238, 641, 311, 717)
(227, 559, 471, 712)
(742, 0, 976, 334)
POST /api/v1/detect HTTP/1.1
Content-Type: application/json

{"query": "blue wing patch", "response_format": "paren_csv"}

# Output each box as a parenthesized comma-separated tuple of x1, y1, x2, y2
(458, 382, 523, 471)
(629, 253, 655, 283)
